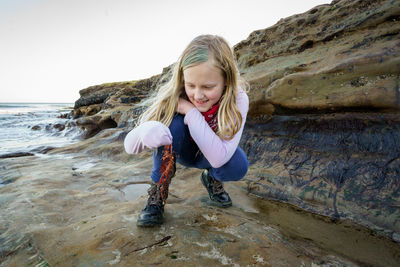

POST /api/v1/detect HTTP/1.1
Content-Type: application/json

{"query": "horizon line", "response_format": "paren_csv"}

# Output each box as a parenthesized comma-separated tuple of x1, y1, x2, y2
(0, 101, 74, 104)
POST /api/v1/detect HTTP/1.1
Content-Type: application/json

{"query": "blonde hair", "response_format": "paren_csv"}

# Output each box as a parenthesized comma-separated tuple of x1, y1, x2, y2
(138, 34, 248, 140)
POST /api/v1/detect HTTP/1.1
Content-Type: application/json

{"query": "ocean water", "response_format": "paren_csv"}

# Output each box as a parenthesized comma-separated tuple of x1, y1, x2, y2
(0, 103, 81, 156)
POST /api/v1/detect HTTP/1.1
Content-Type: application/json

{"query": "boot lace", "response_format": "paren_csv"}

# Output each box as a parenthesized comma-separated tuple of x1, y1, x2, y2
(147, 183, 162, 206)
(211, 178, 225, 195)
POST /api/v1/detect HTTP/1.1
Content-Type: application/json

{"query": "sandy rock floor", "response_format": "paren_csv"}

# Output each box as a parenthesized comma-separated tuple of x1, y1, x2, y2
(1, 144, 398, 266)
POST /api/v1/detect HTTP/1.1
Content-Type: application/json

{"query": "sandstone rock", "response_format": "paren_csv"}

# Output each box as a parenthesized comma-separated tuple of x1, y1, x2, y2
(234, 0, 400, 116)
(228, 0, 400, 239)
(66, 121, 76, 128)
(241, 112, 400, 236)
(73, 64, 173, 113)
(73, 81, 136, 109)
(57, 112, 71, 119)
(75, 114, 117, 139)
(1, 145, 399, 266)
(31, 125, 41, 131)
(71, 64, 174, 138)
(53, 123, 65, 131)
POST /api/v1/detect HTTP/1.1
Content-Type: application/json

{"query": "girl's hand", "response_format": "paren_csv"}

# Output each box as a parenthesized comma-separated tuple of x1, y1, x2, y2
(124, 121, 172, 154)
(177, 97, 195, 115)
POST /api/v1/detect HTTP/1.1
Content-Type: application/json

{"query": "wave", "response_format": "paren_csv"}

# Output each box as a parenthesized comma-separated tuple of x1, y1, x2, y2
(0, 103, 80, 155)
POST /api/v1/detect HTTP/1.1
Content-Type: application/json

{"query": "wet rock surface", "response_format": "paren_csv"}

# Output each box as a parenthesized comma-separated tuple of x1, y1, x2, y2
(241, 112, 400, 237)
(1, 139, 399, 266)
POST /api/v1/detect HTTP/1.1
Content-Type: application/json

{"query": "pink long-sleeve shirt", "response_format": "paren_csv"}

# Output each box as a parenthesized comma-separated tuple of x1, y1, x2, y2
(124, 89, 249, 168)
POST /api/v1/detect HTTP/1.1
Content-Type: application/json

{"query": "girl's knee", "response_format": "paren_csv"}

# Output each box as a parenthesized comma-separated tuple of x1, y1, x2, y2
(232, 148, 249, 178)
(211, 149, 249, 182)
(229, 157, 249, 181)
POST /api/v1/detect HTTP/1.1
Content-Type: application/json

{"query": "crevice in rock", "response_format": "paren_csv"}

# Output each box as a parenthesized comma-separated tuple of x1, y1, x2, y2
(297, 40, 314, 53)
(269, 104, 397, 115)
(0, 152, 34, 159)
(99, 118, 118, 130)
(384, 14, 400, 23)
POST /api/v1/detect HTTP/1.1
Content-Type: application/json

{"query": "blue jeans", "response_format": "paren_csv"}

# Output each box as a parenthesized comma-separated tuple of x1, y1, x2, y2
(151, 114, 249, 183)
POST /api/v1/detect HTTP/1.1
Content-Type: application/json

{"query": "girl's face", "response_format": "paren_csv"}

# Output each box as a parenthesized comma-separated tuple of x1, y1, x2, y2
(183, 60, 225, 112)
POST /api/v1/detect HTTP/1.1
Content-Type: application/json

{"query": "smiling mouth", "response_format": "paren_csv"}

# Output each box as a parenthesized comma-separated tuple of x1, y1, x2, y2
(195, 100, 208, 105)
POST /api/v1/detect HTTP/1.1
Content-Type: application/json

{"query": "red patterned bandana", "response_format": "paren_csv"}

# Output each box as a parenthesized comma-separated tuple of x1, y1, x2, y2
(201, 102, 219, 132)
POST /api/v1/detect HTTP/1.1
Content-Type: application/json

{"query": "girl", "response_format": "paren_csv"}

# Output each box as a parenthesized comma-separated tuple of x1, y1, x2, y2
(124, 34, 249, 227)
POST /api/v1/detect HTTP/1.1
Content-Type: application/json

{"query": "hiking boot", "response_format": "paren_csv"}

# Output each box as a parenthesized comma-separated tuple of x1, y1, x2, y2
(137, 151, 176, 227)
(200, 169, 232, 208)
(137, 183, 165, 227)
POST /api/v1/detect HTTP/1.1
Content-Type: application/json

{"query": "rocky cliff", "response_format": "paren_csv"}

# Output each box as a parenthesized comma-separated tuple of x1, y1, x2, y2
(72, 66, 172, 138)
(235, 0, 400, 115)
(234, 0, 400, 240)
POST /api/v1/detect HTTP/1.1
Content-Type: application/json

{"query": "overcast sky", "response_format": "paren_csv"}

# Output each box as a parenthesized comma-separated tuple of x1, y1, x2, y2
(0, 0, 330, 103)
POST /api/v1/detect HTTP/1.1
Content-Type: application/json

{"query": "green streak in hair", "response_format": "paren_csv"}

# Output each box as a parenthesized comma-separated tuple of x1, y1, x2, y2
(182, 48, 208, 69)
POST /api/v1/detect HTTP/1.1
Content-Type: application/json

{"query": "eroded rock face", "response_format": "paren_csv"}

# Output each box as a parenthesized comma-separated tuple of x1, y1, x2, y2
(234, 0, 400, 116)
(241, 112, 400, 236)
(72, 65, 173, 138)
(232, 0, 400, 238)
